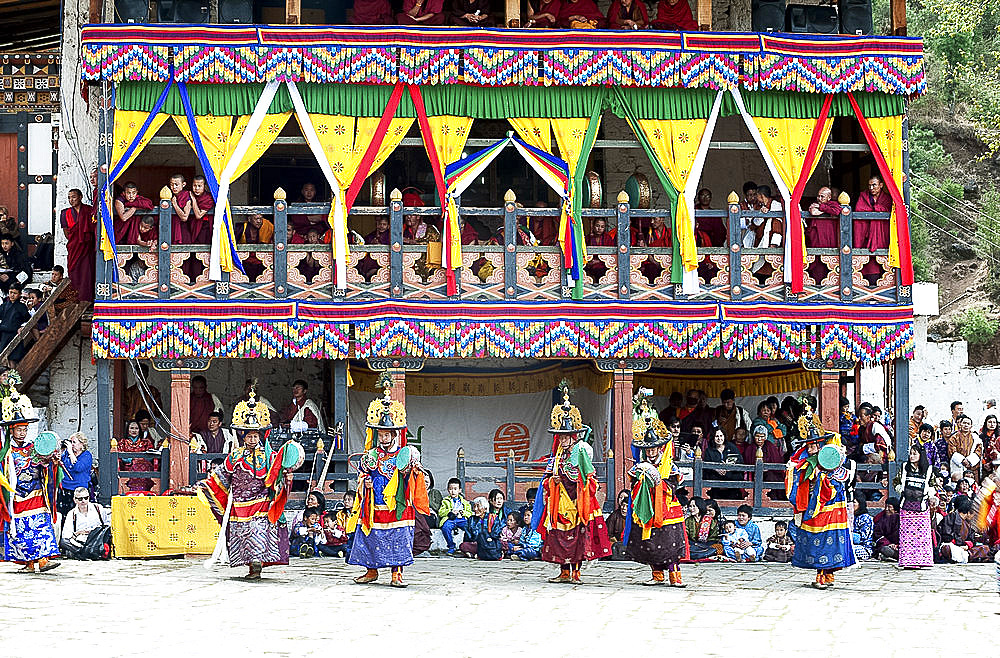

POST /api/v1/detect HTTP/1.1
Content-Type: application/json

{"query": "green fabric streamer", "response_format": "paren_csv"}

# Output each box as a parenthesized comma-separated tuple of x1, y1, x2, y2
(571, 440, 595, 479)
(613, 87, 682, 284)
(569, 89, 606, 300)
(117, 82, 904, 120)
(633, 479, 654, 525)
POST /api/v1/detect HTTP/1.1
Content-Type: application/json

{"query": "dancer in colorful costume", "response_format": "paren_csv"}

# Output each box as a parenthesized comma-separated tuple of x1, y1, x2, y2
(347, 381, 429, 588)
(199, 391, 303, 580)
(533, 386, 611, 583)
(786, 401, 856, 589)
(625, 391, 687, 586)
(972, 473, 1000, 600)
(1, 394, 61, 573)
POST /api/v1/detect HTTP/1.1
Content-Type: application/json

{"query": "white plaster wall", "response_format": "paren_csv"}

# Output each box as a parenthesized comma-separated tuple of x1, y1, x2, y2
(46, 334, 99, 444)
(56, 0, 99, 269)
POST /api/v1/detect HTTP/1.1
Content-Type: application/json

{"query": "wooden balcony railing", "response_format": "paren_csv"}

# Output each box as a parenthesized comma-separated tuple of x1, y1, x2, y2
(98, 189, 902, 305)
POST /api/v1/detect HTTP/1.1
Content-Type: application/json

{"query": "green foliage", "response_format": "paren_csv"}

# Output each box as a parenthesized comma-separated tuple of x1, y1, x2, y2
(958, 307, 1000, 345)
(908, 125, 953, 177)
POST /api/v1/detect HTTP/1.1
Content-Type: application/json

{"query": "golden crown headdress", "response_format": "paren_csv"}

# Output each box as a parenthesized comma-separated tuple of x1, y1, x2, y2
(1, 392, 37, 427)
(231, 390, 271, 431)
(632, 389, 669, 447)
(366, 379, 406, 430)
(549, 386, 585, 435)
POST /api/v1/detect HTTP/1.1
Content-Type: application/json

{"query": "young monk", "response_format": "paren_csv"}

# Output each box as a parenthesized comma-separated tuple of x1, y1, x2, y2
(557, 0, 606, 27)
(168, 174, 191, 243)
(189, 175, 214, 244)
(113, 182, 154, 244)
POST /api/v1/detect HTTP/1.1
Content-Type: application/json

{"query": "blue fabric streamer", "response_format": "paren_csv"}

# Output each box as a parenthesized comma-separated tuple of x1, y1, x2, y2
(622, 492, 633, 547)
(530, 478, 546, 533)
(177, 82, 245, 275)
(98, 78, 175, 281)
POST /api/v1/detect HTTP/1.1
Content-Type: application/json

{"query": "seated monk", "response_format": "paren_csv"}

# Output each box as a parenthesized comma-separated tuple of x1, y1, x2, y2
(450, 0, 495, 25)
(653, 0, 697, 30)
(644, 215, 672, 248)
(124, 214, 158, 248)
(351, 0, 394, 23)
(526, 0, 561, 27)
(557, 0, 606, 28)
(607, 0, 649, 29)
(805, 186, 842, 249)
(585, 218, 616, 247)
(113, 182, 154, 244)
(398, 0, 446, 24)
(365, 216, 391, 246)
(237, 213, 274, 245)
(529, 204, 557, 246)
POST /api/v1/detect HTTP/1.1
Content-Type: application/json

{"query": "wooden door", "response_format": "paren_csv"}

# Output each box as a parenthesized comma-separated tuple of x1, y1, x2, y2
(0, 133, 18, 221)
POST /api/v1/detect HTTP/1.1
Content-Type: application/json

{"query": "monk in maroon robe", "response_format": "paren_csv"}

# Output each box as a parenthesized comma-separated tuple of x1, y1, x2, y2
(526, 0, 561, 27)
(805, 186, 842, 249)
(854, 175, 892, 250)
(60, 188, 96, 302)
(653, 0, 697, 30)
(188, 175, 214, 245)
(351, 0, 393, 23)
(398, 0, 447, 24)
(189, 375, 220, 434)
(113, 182, 155, 244)
(169, 174, 192, 243)
(557, 0, 606, 27)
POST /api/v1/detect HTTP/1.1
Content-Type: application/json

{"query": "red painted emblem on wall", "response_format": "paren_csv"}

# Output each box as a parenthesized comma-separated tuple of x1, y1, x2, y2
(494, 423, 530, 461)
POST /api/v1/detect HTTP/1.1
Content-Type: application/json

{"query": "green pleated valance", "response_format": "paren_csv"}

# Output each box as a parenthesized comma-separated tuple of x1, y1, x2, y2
(115, 82, 905, 120)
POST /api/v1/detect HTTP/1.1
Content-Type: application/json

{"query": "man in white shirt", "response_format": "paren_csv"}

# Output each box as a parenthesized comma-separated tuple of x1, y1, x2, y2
(60, 487, 108, 557)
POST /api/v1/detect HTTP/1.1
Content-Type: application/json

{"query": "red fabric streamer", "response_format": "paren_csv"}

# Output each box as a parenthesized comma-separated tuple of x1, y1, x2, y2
(344, 82, 406, 211)
(407, 84, 457, 296)
(789, 93, 833, 294)
(846, 93, 914, 286)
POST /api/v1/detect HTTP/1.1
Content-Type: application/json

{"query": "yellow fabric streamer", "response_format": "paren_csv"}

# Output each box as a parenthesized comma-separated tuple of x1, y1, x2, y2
(173, 113, 288, 272)
(751, 116, 834, 265)
(552, 117, 599, 264)
(864, 115, 904, 268)
(104, 111, 170, 260)
(424, 115, 473, 272)
(631, 118, 711, 272)
(509, 118, 552, 152)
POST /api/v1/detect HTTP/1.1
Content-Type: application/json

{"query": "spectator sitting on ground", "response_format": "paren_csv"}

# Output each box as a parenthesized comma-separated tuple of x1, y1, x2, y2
(685, 496, 722, 559)
(938, 494, 992, 562)
(763, 519, 794, 563)
(721, 519, 750, 561)
(60, 486, 108, 558)
(873, 497, 901, 561)
(605, 490, 630, 560)
(291, 507, 324, 558)
(510, 507, 542, 560)
(852, 493, 875, 560)
(439, 477, 472, 556)
(459, 496, 489, 557)
(319, 508, 350, 557)
(500, 512, 522, 557)
(424, 470, 443, 529)
(734, 504, 764, 562)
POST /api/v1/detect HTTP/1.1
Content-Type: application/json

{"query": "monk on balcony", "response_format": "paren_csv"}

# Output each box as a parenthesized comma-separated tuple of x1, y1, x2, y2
(525, 0, 560, 27)
(398, 0, 447, 24)
(854, 175, 892, 251)
(351, 0, 394, 24)
(450, 0, 495, 26)
(805, 186, 842, 249)
(652, 0, 697, 30)
(607, 0, 649, 29)
(188, 175, 214, 245)
(113, 182, 154, 244)
(557, 0, 606, 28)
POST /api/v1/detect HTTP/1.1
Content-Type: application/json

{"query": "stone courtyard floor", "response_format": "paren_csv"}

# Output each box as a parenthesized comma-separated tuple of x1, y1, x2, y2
(3, 556, 996, 656)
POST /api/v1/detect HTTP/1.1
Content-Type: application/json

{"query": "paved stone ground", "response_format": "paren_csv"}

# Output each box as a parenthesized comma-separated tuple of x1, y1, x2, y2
(4, 556, 996, 656)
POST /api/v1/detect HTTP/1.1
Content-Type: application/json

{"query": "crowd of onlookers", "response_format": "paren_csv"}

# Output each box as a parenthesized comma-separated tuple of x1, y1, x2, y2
(0, 266, 75, 367)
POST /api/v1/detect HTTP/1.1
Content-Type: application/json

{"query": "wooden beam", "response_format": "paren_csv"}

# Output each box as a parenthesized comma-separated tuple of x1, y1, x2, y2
(286, 0, 301, 24)
(169, 370, 191, 489)
(697, 0, 712, 31)
(890, 0, 907, 35)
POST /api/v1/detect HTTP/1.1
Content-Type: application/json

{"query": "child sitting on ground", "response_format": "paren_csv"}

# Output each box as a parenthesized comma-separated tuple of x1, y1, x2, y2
(318, 508, 349, 557)
(500, 512, 522, 557)
(510, 507, 542, 560)
(291, 507, 323, 557)
(734, 504, 764, 562)
(721, 519, 751, 561)
(763, 519, 795, 563)
(438, 477, 472, 556)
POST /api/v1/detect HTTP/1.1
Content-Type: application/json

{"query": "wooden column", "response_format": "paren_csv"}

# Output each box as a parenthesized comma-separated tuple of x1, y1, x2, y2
(112, 360, 126, 442)
(890, 0, 907, 36)
(388, 369, 406, 406)
(611, 369, 634, 495)
(169, 370, 191, 489)
(286, 0, 301, 24)
(696, 0, 712, 30)
(96, 359, 112, 505)
(819, 370, 840, 435)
